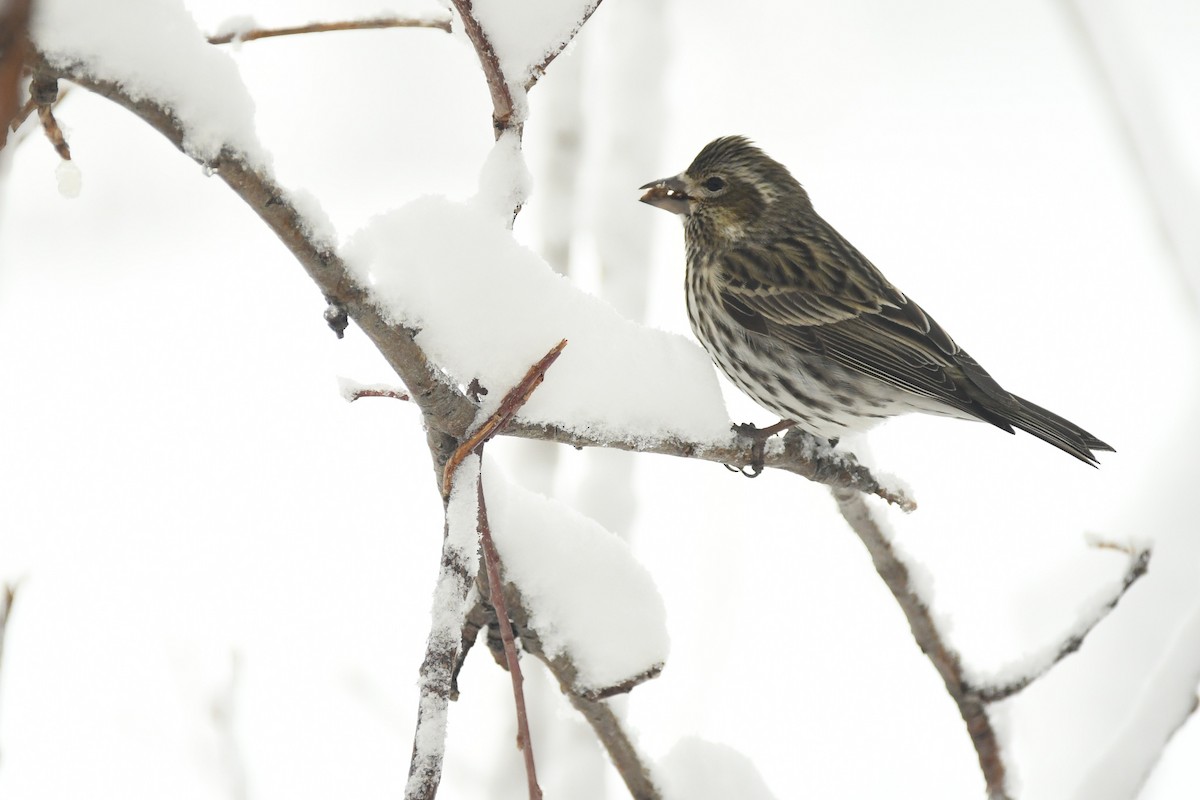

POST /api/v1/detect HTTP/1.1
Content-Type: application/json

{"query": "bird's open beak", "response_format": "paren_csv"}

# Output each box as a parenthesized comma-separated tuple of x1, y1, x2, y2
(639, 175, 691, 216)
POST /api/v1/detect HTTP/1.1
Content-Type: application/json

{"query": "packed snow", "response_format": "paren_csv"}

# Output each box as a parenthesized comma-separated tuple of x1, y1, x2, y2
(465, 0, 596, 90)
(657, 738, 779, 800)
(344, 180, 732, 447)
(481, 461, 668, 693)
(32, 0, 266, 166)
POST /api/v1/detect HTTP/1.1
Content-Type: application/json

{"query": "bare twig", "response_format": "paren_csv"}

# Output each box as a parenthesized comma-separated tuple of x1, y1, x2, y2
(207, 16, 451, 46)
(447, 0, 516, 138)
(344, 386, 411, 403)
(37, 102, 70, 159)
(477, 473, 542, 800)
(441, 339, 568, 496)
(562, 692, 661, 800)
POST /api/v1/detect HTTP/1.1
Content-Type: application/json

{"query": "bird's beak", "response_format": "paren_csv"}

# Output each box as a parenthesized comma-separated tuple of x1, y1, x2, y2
(639, 175, 691, 216)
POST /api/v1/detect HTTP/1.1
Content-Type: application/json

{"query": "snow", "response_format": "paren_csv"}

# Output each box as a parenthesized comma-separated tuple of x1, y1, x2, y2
(657, 738, 778, 800)
(475, 128, 531, 223)
(344, 185, 732, 446)
(466, 0, 596, 90)
(213, 14, 258, 44)
(54, 159, 81, 197)
(32, 0, 265, 166)
(481, 461, 667, 693)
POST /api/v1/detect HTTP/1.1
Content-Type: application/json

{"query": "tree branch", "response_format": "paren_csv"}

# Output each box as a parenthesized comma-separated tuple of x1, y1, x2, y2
(523, 1, 603, 91)
(447, 0, 516, 138)
(832, 488, 1152, 799)
(972, 541, 1149, 703)
(442, 339, 567, 496)
(207, 16, 451, 46)
(406, 461, 482, 800)
(832, 487, 1011, 798)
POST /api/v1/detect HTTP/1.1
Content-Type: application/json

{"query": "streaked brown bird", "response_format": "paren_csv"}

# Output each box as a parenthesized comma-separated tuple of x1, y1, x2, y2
(640, 136, 1112, 467)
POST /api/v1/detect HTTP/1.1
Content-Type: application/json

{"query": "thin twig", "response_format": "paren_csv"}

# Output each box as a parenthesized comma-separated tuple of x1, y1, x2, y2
(37, 103, 71, 159)
(477, 472, 542, 800)
(345, 386, 411, 403)
(478, 550, 663, 798)
(441, 339, 568, 497)
(972, 544, 1149, 702)
(207, 16, 451, 45)
(523, 1, 604, 91)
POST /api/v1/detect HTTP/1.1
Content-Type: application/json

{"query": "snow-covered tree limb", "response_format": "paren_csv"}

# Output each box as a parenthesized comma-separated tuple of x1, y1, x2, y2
(832, 488, 1151, 800)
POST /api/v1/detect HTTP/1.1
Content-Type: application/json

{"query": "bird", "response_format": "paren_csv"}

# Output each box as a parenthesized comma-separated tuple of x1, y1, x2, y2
(639, 135, 1112, 469)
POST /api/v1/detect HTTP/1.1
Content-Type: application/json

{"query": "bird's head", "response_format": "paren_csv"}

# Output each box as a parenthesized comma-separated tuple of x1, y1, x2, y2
(639, 136, 810, 245)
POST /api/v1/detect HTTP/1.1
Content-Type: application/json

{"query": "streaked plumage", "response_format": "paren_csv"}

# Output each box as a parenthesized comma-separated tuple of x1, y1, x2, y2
(640, 136, 1112, 465)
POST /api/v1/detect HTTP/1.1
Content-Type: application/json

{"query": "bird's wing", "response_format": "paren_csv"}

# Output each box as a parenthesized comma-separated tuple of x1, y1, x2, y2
(718, 232, 1016, 419)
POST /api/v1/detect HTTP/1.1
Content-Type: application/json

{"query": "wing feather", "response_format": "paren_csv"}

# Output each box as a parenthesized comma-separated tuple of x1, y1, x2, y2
(715, 228, 1014, 419)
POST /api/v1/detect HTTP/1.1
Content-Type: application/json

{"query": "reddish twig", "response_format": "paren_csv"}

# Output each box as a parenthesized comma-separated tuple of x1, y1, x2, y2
(447, 0, 515, 137)
(37, 103, 71, 159)
(9, 95, 36, 132)
(441, 339, 567, 496)
(477, 473, 542, 800)
(207, 16, 451, 45)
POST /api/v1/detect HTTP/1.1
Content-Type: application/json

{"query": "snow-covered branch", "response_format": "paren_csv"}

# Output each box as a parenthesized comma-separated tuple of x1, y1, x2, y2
(832, 488, 1151, 800)
(406, 455, 483, 800)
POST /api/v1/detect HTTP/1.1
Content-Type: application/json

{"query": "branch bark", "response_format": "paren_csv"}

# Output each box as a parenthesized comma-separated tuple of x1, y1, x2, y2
(207, 16, 451, 45)
(831, 487, 1011, 798)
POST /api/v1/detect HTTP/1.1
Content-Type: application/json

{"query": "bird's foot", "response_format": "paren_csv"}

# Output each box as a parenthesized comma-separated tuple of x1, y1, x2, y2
(725, 419, 796, 477)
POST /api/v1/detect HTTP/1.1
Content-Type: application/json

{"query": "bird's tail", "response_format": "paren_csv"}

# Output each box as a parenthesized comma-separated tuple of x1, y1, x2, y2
(1000, 394, 1114, 466)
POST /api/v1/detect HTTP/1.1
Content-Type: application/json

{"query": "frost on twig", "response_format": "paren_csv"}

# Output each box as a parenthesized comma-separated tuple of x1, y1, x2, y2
(832, 488, 1151, 800)
(969, 539, 1149, 703)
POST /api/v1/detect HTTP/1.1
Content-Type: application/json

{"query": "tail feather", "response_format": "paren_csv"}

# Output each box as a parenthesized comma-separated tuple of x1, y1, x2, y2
(999, 394, 1114, 466)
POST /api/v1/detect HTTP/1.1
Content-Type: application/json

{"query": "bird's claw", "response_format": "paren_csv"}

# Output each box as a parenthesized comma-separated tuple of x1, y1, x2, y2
(723, 461, 764, 478)
(727, 420, 791, 478)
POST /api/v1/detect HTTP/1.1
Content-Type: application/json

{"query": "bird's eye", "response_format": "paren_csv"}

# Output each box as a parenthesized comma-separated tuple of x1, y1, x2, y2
(703, 176, 726, 192)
